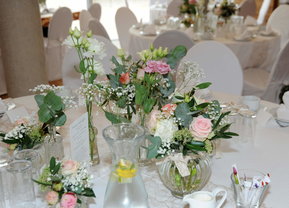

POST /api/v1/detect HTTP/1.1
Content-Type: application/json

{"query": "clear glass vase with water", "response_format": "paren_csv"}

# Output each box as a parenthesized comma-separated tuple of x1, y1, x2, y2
(102, 123, 150, 208)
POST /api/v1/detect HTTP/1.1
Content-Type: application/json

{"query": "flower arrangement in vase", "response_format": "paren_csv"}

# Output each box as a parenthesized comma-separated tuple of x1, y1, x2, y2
(0, 119, 45, 152)
(64, 28, 106, 165)
(144, 61, 238, 197)
(213, 0, 237, 23)
(94, 45, 187, 125)
(180, 0, 198, 28)
(34, 157, 95, 208)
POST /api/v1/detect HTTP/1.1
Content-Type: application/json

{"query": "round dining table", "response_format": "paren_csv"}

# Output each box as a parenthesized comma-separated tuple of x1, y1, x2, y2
(0, 91, 288, 207)
(128, 26, 281, 73)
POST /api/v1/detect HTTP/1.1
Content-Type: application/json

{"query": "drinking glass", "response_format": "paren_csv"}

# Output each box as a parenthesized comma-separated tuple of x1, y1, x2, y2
(6, 160, 35, 208)
(239, 110, 256, 144)
(231, 169, 269, 208)
(14, 149, 41, 178)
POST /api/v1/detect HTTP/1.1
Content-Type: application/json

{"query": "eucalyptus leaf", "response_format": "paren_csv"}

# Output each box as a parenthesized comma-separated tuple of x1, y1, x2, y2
(147, 136, 162, 159)
(34, 94, 45, 107)
(53, 113, 67, 126)
(143, 98, 156, 114)
(81, 188, 96, 197)
(44, 91, 63, 111)
(166, 45, 187, 69)
(175, 103, 193, 127)
(38, 105, 53, 123)
(104, 111, 130, 124)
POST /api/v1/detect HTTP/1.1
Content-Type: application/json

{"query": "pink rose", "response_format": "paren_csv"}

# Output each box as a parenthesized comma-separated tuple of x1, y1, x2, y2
(60, 193, 77, 208)
(144, 60, 172, 74)
(45, 191, 59, 205)
(61, 160, 79, 176)
(188, 0, 196, 4)
(146, 109, 161, 133)
(119, 72, 130, 84)
(161, 104, 177, 117)
(189, 116, 212, 141)
(137, 68, 145, 80)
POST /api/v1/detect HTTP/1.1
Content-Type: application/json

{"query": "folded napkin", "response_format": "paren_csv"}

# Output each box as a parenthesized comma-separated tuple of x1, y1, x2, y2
(261, 25, 277, 36)
(244, 16, 257, 26)
(234, 29, 253, 41)
(133, 19, 143, 29)
(282, 91, 289, 108)
(142, 24, 157, 34)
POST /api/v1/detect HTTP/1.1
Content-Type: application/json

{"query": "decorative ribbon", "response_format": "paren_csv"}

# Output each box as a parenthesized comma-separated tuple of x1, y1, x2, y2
(164, 153, 191, 177)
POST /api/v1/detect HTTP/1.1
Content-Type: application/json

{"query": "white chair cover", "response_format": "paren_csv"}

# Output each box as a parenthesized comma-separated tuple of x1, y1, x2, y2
(153, 30, 194, 51)
(45, 7, 72, 81)
(115, 7, 138, 51)
(266, 5, 289, 48)
(88, 3, 101, 20)
(181, 41, 243, 95)
(0, 49, 7, 95)
(62, 48, 83, 90)
(80, 10, 94, 33)
(166, 0, 182, 17)
(238, 0, 257, 18)
(256, 0, 271, 25)
(243, 40, 289, 103)
(93, 35, 118, 74)
(89, 19, 110, 40)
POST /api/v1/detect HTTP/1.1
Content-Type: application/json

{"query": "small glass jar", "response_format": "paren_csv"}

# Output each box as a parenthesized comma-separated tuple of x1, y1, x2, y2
(6, 160, 35, 208)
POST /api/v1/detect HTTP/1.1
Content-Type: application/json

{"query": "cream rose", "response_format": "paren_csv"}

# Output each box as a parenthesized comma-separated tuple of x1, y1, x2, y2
(45, 191, 59, 205)
(61, 160, 79, 176)
(189, 116, 212, 141)
(154, 118, 178, 143)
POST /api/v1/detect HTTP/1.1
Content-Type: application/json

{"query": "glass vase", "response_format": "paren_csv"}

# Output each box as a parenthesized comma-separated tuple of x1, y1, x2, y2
(157, 152, 211, 198)
(86, 100, 100, 165)
(102, 123, 150, 208)
(44, 125, 64, 163)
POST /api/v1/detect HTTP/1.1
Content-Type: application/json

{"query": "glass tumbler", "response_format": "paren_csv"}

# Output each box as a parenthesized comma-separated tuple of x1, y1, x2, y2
(6, 160, 35, 208)
(14, 149, 41, 178)
(231, 169, 269, 208)
(239, 110, 256, 144)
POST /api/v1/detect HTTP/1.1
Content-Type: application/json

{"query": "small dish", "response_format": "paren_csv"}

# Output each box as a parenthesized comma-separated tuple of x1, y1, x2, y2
(259, 31, 277, 37)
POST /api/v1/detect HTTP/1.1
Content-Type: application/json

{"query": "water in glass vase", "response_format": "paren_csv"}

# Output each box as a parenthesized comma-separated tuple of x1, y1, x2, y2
(102, 123, 150, 208)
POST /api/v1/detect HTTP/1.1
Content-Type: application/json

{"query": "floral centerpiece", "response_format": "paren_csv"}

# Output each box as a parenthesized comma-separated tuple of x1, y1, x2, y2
(180, 0, 198, 27)
(142, 61, 238, 197)
(64, 28, 106, 165)
(0, 120, 45, 152)
(94, 45, 187, 125)
(34, 157, 95, 208)
(213, 0, 237, 23)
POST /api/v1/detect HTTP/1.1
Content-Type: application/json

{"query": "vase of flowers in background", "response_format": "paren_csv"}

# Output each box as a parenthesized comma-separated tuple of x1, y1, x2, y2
(213, 0, 237, 24)
(64, 28, 106, 165)
(93, 45, 187, 163)
(34, 91, 67, 163)
(34, 157, 95, 208)
(0, 119, 46, 163)
(180, 0, 198, 28)
(145, 76, 238, 197)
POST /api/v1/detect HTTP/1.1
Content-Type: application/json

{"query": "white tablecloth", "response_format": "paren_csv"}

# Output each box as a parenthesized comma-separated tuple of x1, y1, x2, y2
(128, 27, 280, 73)
(0, 92, 288, 207)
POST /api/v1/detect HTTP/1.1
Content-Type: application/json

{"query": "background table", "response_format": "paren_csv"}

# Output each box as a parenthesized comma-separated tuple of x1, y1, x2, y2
(1, 92, 288, 207)
(129, 27, 280, 73)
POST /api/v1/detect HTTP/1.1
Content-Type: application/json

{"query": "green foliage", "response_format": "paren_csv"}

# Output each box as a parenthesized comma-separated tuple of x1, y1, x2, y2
(35, 91, 67, 127)
(104, 111, 130, 124)
(166, 46, 187, 69)
(175, 103, 193, 128)
(147, 135, 162, 159)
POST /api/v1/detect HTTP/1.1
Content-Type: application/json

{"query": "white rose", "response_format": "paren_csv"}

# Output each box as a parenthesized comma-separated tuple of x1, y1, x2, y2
(154, 118, 178, 143)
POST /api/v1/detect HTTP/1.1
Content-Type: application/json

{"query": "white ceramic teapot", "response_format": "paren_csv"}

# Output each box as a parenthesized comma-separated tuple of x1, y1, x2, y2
(183, 188, 227, 208)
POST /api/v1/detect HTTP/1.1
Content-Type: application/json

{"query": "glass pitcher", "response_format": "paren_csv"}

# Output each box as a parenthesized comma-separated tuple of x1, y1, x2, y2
(102, 123, 150, 208)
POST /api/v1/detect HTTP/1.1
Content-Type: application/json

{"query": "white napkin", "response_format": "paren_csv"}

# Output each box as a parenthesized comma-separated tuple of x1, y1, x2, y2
(282, 91, 289, 108)
(142, 24, 156, 34)
(133, 19, 143, 29)
(261, 25, 277, 36)
(244, 16, 257, 26)
(256, 108, 274, 127)
(234, 29, 253, 41)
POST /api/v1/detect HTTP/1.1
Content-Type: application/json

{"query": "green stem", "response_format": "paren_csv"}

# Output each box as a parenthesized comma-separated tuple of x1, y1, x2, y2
(86, 100, 95, 162)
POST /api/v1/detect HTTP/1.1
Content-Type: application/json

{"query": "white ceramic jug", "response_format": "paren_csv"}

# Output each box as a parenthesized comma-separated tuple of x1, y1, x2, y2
(183, 188, 227, 208)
